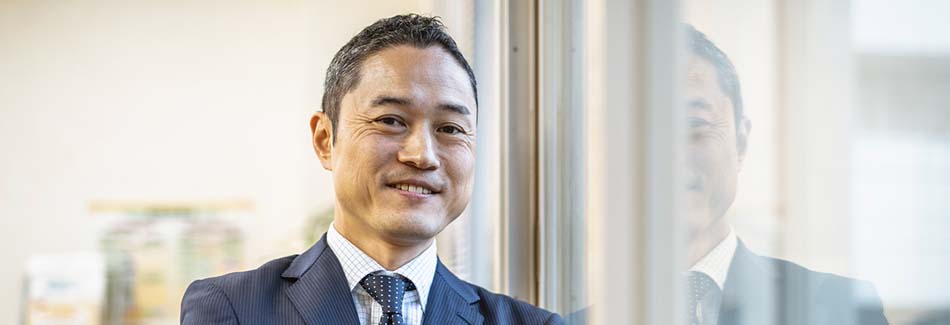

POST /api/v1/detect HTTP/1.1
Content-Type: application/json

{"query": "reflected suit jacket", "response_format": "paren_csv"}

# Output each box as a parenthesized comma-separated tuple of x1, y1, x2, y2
(718, 240, 888, 325)
(180, 235, 562, 325)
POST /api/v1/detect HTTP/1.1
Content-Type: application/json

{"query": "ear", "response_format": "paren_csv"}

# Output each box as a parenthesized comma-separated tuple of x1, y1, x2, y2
(736, 116, 751, 170)
(310, 112, 334, 171)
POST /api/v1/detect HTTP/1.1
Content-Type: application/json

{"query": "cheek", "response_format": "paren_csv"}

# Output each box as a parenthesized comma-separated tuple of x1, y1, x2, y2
(688, 143, 717, 174)
(442, 148, 476, 186)
(338, 136, 399, 167)
(689, 140, 738, 173)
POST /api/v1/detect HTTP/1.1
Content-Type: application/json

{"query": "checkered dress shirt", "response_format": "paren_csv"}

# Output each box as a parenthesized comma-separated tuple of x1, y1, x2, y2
(689, 227, 737, 290)
(326, 223, 438, 325)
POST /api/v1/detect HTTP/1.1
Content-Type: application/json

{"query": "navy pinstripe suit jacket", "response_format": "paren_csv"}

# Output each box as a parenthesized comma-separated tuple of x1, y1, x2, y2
(181, 235, 562, 324)
(716, 240, 888, 325)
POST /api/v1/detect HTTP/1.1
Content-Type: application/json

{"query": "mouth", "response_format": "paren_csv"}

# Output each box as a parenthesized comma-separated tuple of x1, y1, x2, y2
(389, 183, 435, 195)
(386, 180, 441, 195)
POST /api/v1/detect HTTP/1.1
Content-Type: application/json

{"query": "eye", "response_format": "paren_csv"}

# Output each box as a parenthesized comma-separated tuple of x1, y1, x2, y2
(687, 117, 710, 129)
(438, 125, 464, 135)
(375, 116, 406, 127)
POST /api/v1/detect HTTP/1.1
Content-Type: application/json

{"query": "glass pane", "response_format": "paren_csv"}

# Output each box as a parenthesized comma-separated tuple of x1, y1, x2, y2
(681, 0, 950, 324)
(538, 0, 588, 318)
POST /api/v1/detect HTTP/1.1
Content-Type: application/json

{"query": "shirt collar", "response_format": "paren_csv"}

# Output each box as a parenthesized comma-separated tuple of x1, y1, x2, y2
(688, 226, 737, 289)
(326, 222, 438, 310)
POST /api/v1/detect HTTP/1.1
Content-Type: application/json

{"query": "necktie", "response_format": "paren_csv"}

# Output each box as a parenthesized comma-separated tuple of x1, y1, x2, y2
(686, 271, 720, 325)
(359, 273, 416, 325)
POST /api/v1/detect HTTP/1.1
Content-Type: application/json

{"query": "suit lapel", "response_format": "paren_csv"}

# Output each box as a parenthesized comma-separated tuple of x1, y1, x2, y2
(423, 261, 483, 325)
(718, 240, 782, 325)
(282, 235, 361, 325)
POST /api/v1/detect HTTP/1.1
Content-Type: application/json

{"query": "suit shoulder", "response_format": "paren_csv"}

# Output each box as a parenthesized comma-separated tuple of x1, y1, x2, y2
(467, 283, 564, 324)
(758, 255, 871, 293)
(756, 255, 887, 324)
(190, 254, 298, 295)
(181, 254, 300, 323)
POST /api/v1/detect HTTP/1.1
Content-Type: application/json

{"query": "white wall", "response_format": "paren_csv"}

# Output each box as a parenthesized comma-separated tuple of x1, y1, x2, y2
(0, 0, 434, 323)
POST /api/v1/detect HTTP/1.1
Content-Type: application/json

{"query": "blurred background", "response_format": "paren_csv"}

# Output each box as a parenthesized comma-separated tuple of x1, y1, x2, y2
(1, 1, 475, 323)
(1, 0, 948, 324)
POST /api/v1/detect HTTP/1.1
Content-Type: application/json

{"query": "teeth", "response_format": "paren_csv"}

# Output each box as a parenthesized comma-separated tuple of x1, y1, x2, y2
(395, 184, 433, 194)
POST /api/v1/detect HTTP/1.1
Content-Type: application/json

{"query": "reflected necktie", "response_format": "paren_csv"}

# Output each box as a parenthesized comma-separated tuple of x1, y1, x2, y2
(359, 273, 417, 325)
(687, 271, 720, 325)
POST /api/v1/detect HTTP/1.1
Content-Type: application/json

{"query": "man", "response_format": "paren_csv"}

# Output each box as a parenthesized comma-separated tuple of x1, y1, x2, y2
(181, 14, 562, 324)
(682, 25, 888, 325)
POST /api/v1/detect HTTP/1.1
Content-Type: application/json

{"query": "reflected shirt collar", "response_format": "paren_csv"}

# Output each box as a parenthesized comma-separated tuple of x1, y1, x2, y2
(326, 222, 438, 310)
(689, 226, 737, 289)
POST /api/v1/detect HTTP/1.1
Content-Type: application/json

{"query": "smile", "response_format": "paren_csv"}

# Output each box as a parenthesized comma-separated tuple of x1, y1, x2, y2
(390, 183, 435, 195)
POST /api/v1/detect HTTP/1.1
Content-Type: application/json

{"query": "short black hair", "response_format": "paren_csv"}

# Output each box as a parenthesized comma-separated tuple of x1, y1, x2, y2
(321, 14, 477, 140)
(686, 25, 744, 125)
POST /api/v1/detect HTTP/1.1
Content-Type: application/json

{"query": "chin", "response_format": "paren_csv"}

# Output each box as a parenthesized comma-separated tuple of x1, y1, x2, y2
(685, 210, 715, 237)
(377, 214, 450, 243)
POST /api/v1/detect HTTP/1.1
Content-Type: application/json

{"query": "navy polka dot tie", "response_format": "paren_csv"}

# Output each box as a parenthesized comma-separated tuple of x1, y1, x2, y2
(686, 271, 719, 325)
(359, 273, 416, 325)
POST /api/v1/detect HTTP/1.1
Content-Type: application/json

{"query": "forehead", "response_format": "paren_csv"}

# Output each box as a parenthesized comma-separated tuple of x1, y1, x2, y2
(353, 45, 475, 105)
(686, 55, 735, 118)
(686, 55, 721, 90)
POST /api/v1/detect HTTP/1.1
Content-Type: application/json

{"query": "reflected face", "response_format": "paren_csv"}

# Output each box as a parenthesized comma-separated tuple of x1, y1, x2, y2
(329, 45, 477, 243)
(683, 55, 749, 238)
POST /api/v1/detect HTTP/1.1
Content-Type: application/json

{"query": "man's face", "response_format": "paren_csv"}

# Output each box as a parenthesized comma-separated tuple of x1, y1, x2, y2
(320, 45, 477, 244)
(683, 55, 749, 238)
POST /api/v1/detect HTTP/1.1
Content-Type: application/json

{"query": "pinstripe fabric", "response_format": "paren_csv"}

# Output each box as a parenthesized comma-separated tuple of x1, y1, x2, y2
(424, 262, 564, 325)
(181, 234, 564, 325)
(716, 240, 888, 325)
(327, 224, 436, 325)
(180, 278, 238, 324)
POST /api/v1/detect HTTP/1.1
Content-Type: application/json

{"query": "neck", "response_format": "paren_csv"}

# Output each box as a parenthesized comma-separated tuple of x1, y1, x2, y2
(686, 219, 729, 267)
(333, 215, 432, 271)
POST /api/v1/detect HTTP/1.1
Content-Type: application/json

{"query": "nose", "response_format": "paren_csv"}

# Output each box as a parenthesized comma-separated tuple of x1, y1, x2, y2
(681, 148, 703, 190)
(397, 127, 440, 170)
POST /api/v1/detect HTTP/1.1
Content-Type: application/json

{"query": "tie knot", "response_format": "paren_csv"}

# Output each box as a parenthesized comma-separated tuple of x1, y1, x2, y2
(359, 273, 416, 315)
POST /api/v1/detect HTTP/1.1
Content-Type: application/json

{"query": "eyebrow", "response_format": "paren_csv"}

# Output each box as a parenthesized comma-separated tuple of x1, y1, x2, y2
(370, 95, 471, 115)
(371, 96, 411, 107)
(439, 103, 471, 115)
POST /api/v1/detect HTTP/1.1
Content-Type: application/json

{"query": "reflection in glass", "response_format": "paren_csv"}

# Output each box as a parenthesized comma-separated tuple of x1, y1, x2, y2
(680, 25, 887, 325)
